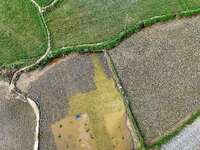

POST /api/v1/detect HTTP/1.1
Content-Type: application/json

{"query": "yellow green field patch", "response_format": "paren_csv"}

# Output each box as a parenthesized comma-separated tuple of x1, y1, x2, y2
(51, 55, 133, 150)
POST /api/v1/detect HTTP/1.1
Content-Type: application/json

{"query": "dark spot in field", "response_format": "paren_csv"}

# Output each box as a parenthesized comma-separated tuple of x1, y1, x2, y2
(75, 114, 81, 120)
(86, 128, 90, 132)
(58, 134, 61, 138)
(122, 136, 125, 140)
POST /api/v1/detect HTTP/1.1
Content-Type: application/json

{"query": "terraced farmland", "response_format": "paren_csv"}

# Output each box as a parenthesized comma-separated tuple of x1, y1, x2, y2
(2, 0, 200, 150)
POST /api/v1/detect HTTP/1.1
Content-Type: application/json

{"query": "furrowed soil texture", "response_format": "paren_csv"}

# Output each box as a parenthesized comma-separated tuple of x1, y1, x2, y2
(17, 53, 133, 150)
(109, 15, 200, 145)
(0, 81, 36, 150)
(45, 0, 182, 48)
(0, 0, 47, 67)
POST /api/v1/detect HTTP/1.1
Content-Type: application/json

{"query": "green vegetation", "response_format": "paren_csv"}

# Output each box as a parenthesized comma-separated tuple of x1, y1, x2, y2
(185, 0, 200, 9)
(45, 0, 182, 48)
(35, 0, 54, 6)
(0, 0, 47, 68)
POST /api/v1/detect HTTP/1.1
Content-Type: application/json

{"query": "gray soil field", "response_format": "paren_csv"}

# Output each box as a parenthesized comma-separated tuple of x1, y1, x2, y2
(17, 53, 112, 150)
(109, 15, 200, 144)
(0, 81, 36, 150)
(162, 117, 200, 150)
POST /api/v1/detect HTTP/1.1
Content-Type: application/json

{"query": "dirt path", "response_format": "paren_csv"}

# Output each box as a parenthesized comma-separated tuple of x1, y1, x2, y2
(10, 0, 51, 91)
(8, 0, 51, 150)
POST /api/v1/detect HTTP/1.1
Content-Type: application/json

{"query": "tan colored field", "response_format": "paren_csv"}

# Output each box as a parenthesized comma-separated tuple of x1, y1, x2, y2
(51, 55, 133, 150)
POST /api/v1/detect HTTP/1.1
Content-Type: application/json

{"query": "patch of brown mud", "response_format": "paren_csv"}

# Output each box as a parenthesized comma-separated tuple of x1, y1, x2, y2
(104, 111, 134, 150)
(51, 113, 97, 150)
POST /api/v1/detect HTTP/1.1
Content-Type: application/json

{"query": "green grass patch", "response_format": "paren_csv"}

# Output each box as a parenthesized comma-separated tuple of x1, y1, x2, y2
(35, 0, 55, 7)
(0, 0, 47, 67)
(184, 0, 200, 9)
(45, 0, 183, 49)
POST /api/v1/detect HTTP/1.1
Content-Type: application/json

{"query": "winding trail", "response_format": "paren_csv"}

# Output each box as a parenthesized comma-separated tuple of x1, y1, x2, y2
(9, 0, 51, 150)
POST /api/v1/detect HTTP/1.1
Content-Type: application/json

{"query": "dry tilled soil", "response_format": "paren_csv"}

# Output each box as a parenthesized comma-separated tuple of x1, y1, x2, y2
(109, 15, 200, 145)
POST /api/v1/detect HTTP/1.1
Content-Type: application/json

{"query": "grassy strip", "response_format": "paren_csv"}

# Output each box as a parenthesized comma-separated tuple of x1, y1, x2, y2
(180, 7, 200, 16)
(105, 51, 146, 150)
(179, 0, 189, 10)
(148, 111, 200, 149)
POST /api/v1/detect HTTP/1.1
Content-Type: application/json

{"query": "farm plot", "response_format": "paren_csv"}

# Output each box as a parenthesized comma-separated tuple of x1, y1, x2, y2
(45, 0, 182, 48)
(0, 81, 36, 150)
(109, 15, 200, 145)
(0, 0, 47, 67)
(17, 53, 133, 150)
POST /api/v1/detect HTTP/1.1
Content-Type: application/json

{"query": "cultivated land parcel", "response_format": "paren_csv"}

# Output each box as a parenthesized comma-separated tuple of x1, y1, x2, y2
(2, 0, 200, 150)
(17, 53, 134, 150)
(109, 15, 200, 148)
(1, 0, 200, 68)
